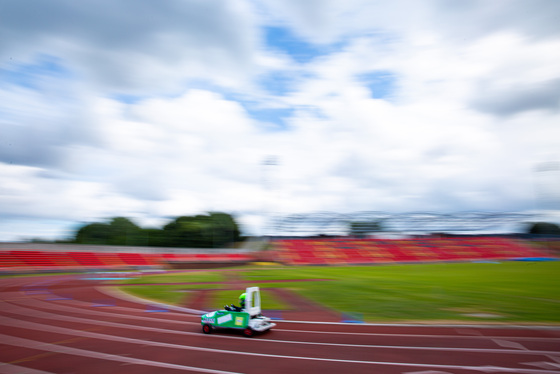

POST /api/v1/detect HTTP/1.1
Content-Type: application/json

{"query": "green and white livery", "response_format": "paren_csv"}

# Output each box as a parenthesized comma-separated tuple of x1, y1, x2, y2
(201, 287, 276, 337)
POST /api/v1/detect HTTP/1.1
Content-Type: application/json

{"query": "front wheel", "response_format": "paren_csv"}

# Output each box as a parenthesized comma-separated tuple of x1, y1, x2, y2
(202, 324, 213, 334)
(243, 328, 254, 338)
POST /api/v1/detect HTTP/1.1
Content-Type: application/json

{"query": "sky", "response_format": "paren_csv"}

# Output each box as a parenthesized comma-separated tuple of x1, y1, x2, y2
(1, 0, 560, 241)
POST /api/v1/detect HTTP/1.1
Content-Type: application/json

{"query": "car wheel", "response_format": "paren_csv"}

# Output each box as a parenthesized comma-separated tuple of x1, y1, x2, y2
(243, 328, 254, 338)
(202, 324, 212, 334)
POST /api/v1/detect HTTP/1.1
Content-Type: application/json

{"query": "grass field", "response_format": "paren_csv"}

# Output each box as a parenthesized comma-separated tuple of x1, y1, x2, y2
(118, 261, 560, 323)
(117, 270, 224, 284)
(119, 285, 189, 304)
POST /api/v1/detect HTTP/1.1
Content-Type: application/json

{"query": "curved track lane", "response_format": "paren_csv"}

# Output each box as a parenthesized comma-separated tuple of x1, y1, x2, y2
(1, 274, 560, 374)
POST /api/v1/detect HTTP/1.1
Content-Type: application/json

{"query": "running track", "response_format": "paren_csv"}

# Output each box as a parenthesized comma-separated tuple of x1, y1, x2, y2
(1, 274, 560, 374)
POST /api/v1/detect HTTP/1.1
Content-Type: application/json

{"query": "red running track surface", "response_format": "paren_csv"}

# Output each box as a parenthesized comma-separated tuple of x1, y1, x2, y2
(1, 274, 560, 374)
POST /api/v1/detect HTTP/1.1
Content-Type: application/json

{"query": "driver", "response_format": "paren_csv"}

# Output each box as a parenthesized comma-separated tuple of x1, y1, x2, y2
(227, 293, 246, 312)
(239, 293, 246, 309)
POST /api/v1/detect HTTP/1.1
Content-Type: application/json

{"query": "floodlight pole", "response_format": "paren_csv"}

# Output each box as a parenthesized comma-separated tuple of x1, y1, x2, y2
(261, 156, 278, 237)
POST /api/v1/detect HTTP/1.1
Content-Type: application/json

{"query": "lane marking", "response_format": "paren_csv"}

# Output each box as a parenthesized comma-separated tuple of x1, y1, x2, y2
(456, 328, 484, 336)
(273, 319, 560, 330)
(1, 330, 558, 374)
(0, 313, 558, 362)
(493, 339, 528, 350)
(13, 297, 198, 326)
(0, 362, 54, 374)
(35, 292, 192, 317)
(0, 334, 240, 374)
(15, 277, 560, 336)
(275, 327, 560, 342)
(51, 336, 89, 346)
(14, 296, 560, 343)
(523, 362, 560, 370)
(3, 304, 560, 357)
(7, 352, 56, 365)
(98, 285, 204, 315)
(99, 285, 560, 332)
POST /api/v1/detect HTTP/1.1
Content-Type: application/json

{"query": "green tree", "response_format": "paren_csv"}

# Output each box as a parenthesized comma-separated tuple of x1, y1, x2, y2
(75, 223, 112, 245)
(75, 217, 141, 245)
(163, 212, 241, 248)
(73, 212, 242, 248)
(208, 212, 241, 246)
(528, 222, 560, 235)
(141, 228, 168, 247)
(107, 217, 142, 245)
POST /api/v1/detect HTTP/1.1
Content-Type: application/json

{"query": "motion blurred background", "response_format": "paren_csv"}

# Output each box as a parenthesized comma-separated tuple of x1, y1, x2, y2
(1, 0, 559, 242)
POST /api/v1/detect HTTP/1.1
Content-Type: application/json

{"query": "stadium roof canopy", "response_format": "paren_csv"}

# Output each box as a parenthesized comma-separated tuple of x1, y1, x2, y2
(270, 211, 535, 236)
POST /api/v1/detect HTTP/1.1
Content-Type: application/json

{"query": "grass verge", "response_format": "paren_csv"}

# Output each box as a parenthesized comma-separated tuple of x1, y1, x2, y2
(116, 270, 224, 285)
(117, 261, 560, 323)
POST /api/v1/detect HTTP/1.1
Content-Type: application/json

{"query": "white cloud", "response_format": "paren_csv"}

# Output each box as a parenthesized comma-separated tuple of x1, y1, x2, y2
(259, 0, 560, 45)
(1, 1, 559, 240)
(0, 0, 260, 95)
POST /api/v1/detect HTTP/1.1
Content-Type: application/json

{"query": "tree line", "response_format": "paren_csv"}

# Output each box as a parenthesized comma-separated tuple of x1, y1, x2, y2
(73, 212, 242, 248)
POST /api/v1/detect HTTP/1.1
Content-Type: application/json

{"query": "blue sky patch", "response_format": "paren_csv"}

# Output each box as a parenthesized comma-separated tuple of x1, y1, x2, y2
(357, 71, 397, 99)
(258, 70, 297, 96)
(111, 94, 145, 105)
(244, 105, 294, 130)
(0, 54, 70, 90)
(264, 26, 333, 64)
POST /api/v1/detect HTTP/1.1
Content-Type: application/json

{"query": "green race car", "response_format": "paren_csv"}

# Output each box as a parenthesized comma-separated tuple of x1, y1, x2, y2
(201, 287, 276, 337)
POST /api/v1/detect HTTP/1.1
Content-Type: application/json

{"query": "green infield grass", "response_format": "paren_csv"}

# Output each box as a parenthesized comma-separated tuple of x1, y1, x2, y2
(116, 270, 224, 285)
(119, 285, 188, 305)
(118, 261, 560, 323)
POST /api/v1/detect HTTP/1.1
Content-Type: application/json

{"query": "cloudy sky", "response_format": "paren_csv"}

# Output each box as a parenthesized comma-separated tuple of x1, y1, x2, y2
(1, 0, 560, 241)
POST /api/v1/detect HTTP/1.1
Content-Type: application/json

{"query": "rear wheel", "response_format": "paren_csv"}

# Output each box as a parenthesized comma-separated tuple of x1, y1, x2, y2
(202, 324, 212, 334)
(243, 328, 254, 338)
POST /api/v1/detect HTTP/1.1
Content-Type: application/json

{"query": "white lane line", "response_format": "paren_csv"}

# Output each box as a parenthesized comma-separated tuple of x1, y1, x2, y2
(35, 287, 194, 318)
(0, 334, 239, 374)
(97, 285, 205, 315)
(102, 288, 560, 338)
(1, 327, 558, 374)
(0, 363, 54, 374)
(493, 339, 528, 350)
(456, 328, 484, 336)
(18, 284, 560, 342)
(57, 297, 190, 317)
(14, 296, 560, 344)
(275, 327, 560, 342)
(14, 295, 198, 326)
(2, 304, 560, 358)
(523, 362, 560, 370)
(39, 281, 560, 339)
(275, 319, 560, 330)
(19, 288, 188, 315)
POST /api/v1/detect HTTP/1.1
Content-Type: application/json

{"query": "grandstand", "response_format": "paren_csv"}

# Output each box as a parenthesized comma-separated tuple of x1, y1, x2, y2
(268, 211, 558, 265)
(274, 237, 554, 265)
(0, 237, 555, 272)
(0, 244, 253, 273)
(1, 212, 557, 272)
(271, 211, 536, 236)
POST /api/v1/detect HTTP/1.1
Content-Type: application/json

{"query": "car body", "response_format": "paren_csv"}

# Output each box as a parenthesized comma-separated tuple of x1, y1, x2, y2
(200, 287, 276, 337)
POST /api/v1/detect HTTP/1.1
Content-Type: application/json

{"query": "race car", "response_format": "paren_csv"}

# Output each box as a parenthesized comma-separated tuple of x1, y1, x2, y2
(200, 286, 276, 337)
